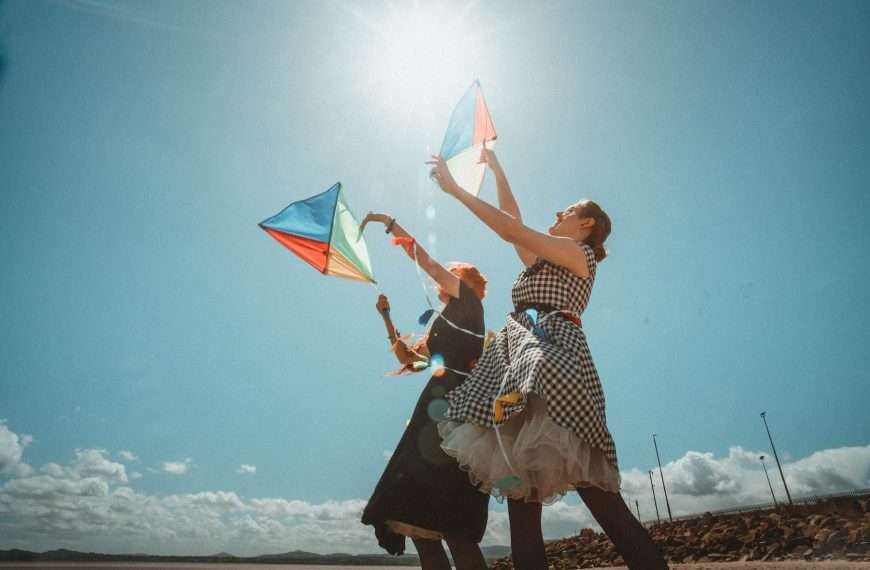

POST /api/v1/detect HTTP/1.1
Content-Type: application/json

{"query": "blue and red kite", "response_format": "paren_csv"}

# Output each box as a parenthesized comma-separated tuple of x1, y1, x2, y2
(439, 80, 497, 196)
(259, 183, 375, 283)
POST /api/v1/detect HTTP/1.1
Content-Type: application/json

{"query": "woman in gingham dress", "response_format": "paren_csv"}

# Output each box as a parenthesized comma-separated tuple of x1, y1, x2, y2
(428, 149, 667, 570)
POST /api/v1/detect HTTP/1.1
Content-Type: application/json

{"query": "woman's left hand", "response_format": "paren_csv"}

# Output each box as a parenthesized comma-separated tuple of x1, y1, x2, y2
(375, 293, 390, 315)
(360, 211, 392, 233)
(426, 155, 460, 196)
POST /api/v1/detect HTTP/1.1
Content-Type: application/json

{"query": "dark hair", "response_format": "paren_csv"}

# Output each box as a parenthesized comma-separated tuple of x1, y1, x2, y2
(579, 201, 611, 262)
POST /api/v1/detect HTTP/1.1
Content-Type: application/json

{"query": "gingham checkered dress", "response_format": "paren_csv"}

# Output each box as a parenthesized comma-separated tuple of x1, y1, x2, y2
(443, 244, 618, 470)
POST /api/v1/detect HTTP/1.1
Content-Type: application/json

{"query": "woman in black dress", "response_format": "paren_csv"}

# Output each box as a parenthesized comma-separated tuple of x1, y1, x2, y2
(360, 212, 489, 570)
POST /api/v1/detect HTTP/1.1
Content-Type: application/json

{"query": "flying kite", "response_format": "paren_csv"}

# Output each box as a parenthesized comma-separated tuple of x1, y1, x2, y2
(439, 80, 497, 197)
(259, 182, 375, 283)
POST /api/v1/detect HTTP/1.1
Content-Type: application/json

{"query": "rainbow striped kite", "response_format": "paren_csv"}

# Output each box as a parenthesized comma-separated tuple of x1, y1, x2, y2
(439, 80, 497, 197)
(259, 183, 375, 284)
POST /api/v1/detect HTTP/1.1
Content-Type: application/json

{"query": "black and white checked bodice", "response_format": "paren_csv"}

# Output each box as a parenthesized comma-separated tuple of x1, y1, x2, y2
(511, 244, 597, 316)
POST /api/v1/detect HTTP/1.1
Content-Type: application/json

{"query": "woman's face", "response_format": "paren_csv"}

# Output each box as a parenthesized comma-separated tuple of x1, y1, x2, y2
(548, 202, 593, 238)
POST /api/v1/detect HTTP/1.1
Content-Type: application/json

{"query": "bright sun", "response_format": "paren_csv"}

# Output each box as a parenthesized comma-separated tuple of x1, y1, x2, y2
(353, 2, 489, 120)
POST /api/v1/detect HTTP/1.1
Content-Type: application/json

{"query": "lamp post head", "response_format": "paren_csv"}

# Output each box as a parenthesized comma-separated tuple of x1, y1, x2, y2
(760, 411, 766, 418)
(759, 455, 765, 461)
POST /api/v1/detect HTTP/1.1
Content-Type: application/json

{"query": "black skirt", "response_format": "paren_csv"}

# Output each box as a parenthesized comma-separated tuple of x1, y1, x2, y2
(361, 281, 489, 555)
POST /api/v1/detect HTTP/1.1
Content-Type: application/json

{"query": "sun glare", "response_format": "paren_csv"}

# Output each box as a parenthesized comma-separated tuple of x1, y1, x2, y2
(354, 2, 488, 122)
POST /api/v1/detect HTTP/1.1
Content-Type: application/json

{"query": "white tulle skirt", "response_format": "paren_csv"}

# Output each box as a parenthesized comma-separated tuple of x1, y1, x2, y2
(438, 394, 621, 504)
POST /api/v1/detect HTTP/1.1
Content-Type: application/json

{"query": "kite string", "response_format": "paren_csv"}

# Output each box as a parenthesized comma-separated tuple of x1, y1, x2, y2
(493, 366, 520, 482)
(408, 241, 486, 340)
(404, 225, 520, 477)
(490, 310, 564, 490)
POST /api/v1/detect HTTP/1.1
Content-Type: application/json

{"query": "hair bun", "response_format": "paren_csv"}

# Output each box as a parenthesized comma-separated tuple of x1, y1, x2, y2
(593, 244, 608, 262)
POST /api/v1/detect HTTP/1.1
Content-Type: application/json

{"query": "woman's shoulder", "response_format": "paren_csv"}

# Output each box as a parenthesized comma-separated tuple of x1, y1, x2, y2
(574, 242, 597, 275)
(448, 280, 483, 311)
(524, 244, 595, 279)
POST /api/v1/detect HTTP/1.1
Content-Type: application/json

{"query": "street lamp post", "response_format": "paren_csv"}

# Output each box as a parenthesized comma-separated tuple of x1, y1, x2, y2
(759, 455, 778, 508)
(635, 499, 641, 521)
(760, 411, 793, 505)
(652, 434, 674, 522)
(648, 470, 661, 523)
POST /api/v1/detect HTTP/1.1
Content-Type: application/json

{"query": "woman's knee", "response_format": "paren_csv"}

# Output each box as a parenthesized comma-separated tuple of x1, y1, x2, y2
(412, 538, 451, 570)
(445, 537, 487, 570)
(412, 538, 444, 554)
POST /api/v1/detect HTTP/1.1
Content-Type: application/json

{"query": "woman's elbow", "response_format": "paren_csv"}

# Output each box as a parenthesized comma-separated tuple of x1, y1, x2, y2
(497, 225, 521, 244)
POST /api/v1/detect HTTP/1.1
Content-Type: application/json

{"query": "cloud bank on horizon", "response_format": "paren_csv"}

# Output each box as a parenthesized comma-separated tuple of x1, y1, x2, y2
(0, 420, 867, 556)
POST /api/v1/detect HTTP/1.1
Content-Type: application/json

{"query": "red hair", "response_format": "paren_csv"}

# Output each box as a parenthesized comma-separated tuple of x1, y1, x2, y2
(438, 262, 487, 300)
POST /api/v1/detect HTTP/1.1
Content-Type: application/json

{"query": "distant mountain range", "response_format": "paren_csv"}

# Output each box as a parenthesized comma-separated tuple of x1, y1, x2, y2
(0, 545, 511, 565)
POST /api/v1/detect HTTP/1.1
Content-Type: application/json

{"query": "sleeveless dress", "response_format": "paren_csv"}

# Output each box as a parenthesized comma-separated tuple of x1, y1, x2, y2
(362, 281, 489, 555)
(439, 244, 620, 504)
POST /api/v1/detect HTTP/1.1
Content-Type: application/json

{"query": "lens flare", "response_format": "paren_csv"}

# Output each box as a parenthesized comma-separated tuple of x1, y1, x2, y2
(426, 398, 449, 421)
(430, 353, 445, 377)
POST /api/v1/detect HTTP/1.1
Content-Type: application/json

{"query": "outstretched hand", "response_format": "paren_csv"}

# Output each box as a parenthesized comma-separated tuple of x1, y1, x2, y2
(426, 155, 461, 196)
(360, 211, 392, 233)
(376, 293, 390, 315)
(478, 145, 501, 172)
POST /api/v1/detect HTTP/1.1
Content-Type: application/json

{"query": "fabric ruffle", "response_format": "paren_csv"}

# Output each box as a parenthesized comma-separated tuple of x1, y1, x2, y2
(385, 520, 444, 541)
(438, 394, 620, 504)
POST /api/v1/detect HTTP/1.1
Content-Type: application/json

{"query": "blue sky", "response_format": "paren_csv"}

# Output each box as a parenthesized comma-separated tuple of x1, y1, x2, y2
(1, 0, 868, 555)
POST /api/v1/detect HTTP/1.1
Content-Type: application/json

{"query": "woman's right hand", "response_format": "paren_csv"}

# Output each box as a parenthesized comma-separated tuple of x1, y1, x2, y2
(376, 294, 390, 315)
(478, 146, 500, 170)
(426, 155, 462, 196)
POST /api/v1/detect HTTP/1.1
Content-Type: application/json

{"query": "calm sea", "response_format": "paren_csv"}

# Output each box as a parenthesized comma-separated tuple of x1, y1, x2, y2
(0, 565, 420, 570)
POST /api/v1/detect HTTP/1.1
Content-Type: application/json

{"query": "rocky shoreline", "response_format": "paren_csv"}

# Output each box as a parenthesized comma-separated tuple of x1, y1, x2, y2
(490, 494, 870, 569)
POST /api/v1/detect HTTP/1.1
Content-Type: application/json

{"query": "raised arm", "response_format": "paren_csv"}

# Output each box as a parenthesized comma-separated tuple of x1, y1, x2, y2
(376, 294, 400, 344)
(361, 213, 461, 298)
(428, 156, 591, 278)
(375, 294, 428, 366)
(480, 148, 536, 267)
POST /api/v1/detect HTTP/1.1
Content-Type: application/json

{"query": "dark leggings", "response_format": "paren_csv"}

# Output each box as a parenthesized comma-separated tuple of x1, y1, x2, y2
(507, 488, 668, 570)
(412, 537, 488, 570)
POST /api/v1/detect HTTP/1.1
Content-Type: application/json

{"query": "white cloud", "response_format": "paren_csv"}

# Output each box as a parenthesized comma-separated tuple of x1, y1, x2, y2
(382, 450, 393, 461)
(237, 464, 256, 475)
(0, 420, 31, 475)
(0, 418, 865, 557)
(129, 471, 143, 480)
(667, 451, 742, 496)
(786, 446, 870, 495)
(161, 458, 193, 475)
(4, 474, 110, 500)
(118, 450, 139, 463)
(618, 445, 870, 521)
(40, 463, 66, 478)
(72, 449, 127, 483)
